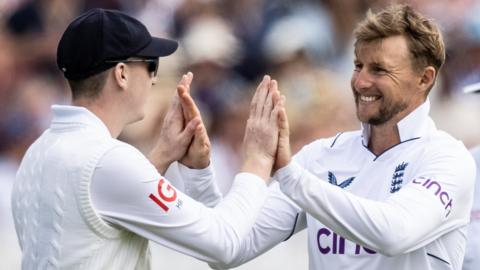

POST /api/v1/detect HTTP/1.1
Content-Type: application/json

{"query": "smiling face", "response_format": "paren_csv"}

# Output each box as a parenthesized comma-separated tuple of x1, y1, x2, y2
(351, 35, 426, 126)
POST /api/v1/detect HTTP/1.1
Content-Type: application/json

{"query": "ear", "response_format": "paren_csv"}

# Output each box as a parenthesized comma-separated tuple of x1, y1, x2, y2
(418, 66, 436, 93)
(113, 63, 129, 91)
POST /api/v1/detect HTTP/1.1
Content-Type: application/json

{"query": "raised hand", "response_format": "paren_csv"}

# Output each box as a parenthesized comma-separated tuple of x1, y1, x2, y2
(148, 78, 201, 174)
(274, 93, 291, 171)
(177, 72, 211, 169)
(241, 75, 283, 181)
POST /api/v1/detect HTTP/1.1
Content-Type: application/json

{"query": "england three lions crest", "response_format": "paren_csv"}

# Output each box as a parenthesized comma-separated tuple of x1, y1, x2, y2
(390, 162, 409, 193)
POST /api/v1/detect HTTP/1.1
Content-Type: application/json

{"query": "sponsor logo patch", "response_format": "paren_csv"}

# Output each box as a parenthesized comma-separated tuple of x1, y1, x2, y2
(317, 227, 376, 255)
(412, 177, 452, 217)
(328, 171, 355, 189)
(149, 178, 178, 212)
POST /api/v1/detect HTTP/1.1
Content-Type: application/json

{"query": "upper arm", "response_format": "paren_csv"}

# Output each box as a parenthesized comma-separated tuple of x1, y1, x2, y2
(381, 144, 476, 253)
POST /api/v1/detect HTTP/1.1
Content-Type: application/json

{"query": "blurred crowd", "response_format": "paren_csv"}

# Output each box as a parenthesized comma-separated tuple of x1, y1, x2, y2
(1, 0, 480, 269)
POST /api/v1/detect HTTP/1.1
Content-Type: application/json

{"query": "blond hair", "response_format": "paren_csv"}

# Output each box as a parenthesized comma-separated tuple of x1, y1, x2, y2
(354, 5, 445, 74)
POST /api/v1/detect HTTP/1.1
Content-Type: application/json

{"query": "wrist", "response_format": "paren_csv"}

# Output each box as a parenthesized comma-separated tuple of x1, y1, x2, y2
(180, 159, 210, 169)
(241, 154, 274, 182)
(148, 147, 174, 175)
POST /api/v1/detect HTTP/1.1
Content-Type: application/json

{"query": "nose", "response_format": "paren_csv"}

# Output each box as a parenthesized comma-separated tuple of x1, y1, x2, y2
(351, 69, 373, 91)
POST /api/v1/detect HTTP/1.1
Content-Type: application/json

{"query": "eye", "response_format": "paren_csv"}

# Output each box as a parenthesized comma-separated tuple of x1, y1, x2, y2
(354, 62, 363, 71)
(372, 65, 387, 74)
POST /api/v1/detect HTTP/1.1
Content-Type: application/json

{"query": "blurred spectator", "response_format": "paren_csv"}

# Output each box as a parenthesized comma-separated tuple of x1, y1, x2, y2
(5, 0, 79, 78)
(178, 14, 250, 192)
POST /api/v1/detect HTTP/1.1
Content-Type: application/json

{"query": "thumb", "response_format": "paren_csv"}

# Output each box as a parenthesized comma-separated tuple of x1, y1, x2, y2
(278, 97, 289, 137)
(179, 117, 201, 145)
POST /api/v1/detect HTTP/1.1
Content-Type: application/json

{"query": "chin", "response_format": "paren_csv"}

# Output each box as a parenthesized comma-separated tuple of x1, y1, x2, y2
(129, 113, 145, 124)
(356, 110, 376, 123)
(357, 113, 386, 126)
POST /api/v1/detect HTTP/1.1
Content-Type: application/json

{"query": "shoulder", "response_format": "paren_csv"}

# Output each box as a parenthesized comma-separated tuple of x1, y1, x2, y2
(423, 130, 474, 165)
(105, 139, 147, 158)
(415, 131, 476, 188)
(97, 139, 158, 180)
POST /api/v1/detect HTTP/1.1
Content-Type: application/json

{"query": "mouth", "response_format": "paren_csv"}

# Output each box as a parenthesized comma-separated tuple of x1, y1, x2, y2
(358, 94, 381, 103)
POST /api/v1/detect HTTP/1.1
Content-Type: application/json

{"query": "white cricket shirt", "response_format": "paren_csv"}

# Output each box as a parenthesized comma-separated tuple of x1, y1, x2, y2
(463, 146, 480, 270)
(210, 101, 476, 270)
(13, 105, 268, 269)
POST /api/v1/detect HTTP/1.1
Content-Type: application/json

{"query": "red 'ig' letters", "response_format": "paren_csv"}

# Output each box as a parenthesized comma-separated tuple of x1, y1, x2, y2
(149, 178, 177, 212)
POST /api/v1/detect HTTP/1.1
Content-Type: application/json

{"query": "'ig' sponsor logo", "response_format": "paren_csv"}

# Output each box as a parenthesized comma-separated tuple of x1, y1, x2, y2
(149, 178, 178, 212)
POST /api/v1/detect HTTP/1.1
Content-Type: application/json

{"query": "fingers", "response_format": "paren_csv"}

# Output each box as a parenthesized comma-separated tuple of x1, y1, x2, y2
(178, 84, 201, 121)
(265, 80, 281, 120)
(163, 92, 182, 129)
(179, 117, 201, 144)
(185, 72, 193, 92)
(178, 72, 194, 97)
(180, 72, 193, 87)
(278, 96, 289, 134)
(191, 125, 210, 155)
(250, 75, 271, 116)
(255, 75, 271, 117)
(262, 80, 275, 118)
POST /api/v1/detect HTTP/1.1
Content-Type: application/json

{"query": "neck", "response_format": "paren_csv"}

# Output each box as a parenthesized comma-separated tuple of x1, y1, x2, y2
(368, 123, 400, 156)
(72, 97, 124, 138)
(367, 99, 427, 155)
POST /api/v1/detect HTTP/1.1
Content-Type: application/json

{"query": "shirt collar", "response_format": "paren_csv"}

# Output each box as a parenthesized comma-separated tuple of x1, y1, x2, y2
(361, 99, 432, 145)
(50, 105, 111, 137)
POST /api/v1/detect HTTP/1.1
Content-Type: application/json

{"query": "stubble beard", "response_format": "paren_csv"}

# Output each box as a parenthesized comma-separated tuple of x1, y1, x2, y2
(354, 94, 408, 126)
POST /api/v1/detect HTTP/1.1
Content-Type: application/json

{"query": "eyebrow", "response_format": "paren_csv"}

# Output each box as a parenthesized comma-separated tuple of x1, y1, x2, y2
(371, 58, 394, 69)
(370, 61, 385, 66)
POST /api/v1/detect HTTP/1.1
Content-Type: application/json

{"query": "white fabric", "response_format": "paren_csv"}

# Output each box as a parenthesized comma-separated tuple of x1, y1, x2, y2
(163, 161, 222, 208)
(463, 146, 480, 270)
(12, 105, 268, 270)
(90, 145, 267, 264)
(210, 101, 476, 270)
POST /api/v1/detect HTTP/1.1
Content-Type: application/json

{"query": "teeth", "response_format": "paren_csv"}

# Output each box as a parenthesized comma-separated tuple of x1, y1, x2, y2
(360, 95, 378, 102)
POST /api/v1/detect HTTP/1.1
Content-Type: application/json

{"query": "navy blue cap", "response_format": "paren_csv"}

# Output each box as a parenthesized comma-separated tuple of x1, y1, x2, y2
(57, 8, 178, 80)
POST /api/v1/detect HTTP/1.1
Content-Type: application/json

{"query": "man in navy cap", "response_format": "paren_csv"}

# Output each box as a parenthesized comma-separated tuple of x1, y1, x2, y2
(11, 9, 283, 269)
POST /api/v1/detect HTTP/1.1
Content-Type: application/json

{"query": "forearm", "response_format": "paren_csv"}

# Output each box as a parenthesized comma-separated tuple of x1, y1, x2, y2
(96, 173, 268, 265)
(209, 182, 305, 269)
(275, 161, 457, 256)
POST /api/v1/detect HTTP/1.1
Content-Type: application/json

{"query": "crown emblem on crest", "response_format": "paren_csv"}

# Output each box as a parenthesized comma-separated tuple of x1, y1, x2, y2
(390, 162, 409, 193)
(328, 171, 355, 189)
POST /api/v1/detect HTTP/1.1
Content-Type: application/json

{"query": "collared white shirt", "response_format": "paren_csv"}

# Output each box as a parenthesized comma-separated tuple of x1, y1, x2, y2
(14, 105, 270, 268)
(463, 146, 480, 270)
(210, 101, 476, 270)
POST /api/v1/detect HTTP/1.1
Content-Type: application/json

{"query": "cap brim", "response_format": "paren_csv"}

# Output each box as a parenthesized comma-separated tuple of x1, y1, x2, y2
(136, 37, 178, 58)
(463, 82, 480, 94)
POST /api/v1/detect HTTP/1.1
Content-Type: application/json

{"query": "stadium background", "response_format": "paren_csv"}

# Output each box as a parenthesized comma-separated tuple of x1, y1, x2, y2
(1, 0, 479, 269)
